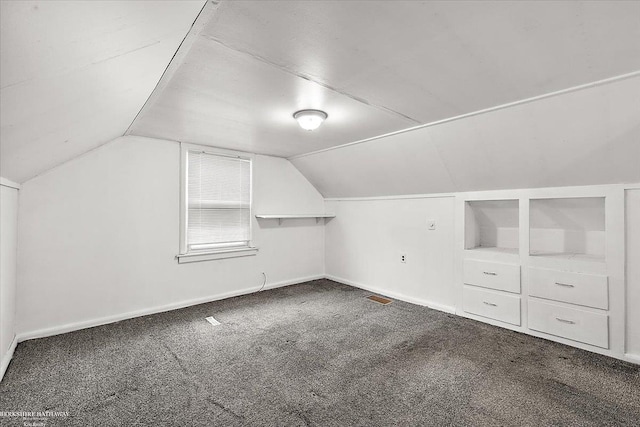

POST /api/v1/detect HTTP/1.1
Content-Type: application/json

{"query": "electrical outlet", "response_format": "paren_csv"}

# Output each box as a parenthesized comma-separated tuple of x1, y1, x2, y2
(400, 254, 406, 263)
(428, 219, 436, 230)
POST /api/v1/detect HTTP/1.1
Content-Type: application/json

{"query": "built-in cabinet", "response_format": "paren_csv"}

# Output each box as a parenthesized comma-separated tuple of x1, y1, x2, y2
(462, 198, 524, 330)
(456, 185, 628, 362)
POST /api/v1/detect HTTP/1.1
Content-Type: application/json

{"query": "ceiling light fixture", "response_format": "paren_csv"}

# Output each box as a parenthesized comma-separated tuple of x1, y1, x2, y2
(293, 109, 328, 131)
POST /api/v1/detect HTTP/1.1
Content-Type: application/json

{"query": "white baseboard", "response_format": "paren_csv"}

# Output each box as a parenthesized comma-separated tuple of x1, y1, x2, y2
(17, 274, 324, 343)
(1, 335, 18, 383)
(325, 274, 456, 314)
(10, 275, 639, 371)
(324, 275, 640, 366)
(623, 353, 640, 365)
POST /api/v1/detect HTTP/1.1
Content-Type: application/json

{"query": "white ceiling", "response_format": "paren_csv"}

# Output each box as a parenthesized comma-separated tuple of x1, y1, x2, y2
(291, 75, 640, 198)
(2, 0, 639, 186)
(130, 0, 640, 158)
(0, 0, 205, 183)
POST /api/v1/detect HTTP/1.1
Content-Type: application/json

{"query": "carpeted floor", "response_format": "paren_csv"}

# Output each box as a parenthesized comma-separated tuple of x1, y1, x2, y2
(1, 279, 639, 426)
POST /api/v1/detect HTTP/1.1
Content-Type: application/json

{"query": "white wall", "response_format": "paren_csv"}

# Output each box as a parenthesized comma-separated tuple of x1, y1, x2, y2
(324, 197, 456, 312)
(1, 179, 19, 380)
(626, 189, 640, 360)
(16, 136, 325, 338)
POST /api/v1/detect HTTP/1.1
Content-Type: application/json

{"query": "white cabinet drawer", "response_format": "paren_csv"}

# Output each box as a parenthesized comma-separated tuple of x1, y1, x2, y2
(528, 299, 609, 348)
(528, 268, 608, 309)
(463, 259, 520, 293)
(463, 286, 521, 326)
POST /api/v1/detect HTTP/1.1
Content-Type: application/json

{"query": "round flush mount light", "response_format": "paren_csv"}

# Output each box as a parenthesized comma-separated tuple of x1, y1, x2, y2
(293, 109, 328, 131)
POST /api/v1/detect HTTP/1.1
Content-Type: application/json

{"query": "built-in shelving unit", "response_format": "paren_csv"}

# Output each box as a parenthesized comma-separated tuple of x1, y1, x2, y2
(464, 200, 519, 255)
(529, 197, 605, 262)
(255, 214, 335, 225)
(457, 186, 628, 363)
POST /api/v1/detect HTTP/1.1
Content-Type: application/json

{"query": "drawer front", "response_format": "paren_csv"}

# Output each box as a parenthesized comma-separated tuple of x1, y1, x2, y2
(463, 286, 521, 326)
(528, 268, 608, 309)
(528, 299, 609, 348)
(463, 259, 521, 293)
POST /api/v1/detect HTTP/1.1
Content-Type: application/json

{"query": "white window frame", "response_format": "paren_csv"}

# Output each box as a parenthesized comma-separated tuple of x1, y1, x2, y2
(177, 143, 258, 263)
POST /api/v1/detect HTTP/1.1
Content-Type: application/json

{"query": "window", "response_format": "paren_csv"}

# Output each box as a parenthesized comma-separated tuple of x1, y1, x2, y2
(178, 145, 257, 263)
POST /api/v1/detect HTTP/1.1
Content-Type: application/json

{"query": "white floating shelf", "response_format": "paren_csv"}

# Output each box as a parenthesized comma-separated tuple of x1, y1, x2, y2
(255, 214, 335, 225)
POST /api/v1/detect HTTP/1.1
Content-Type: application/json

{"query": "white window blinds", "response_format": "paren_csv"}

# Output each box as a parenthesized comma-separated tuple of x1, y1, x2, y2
(186, 150, 251, 252)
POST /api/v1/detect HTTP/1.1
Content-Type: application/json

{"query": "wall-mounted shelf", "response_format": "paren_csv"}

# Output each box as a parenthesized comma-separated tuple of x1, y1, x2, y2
(255, 214, 335, 225)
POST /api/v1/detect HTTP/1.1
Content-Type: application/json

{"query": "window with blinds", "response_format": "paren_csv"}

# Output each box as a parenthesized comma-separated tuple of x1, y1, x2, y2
(186, 150, 251, 252)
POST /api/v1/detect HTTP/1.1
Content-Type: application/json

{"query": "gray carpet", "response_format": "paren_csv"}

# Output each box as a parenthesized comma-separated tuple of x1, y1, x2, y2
(1, 279, 639, 426)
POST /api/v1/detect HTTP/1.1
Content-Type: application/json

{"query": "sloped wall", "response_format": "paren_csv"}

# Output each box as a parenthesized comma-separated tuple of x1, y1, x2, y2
(0, 1, 205, 183)
(291, 76, 640, 198)
(15, 136, 325, 338)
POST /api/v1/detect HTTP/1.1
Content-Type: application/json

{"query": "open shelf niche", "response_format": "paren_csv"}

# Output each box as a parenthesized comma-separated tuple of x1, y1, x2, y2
(529, 197, 605, 262)
(464, 200, 519, 255)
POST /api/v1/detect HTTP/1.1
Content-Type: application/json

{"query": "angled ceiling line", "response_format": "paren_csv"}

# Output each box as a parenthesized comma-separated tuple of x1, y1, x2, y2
(18, 135, 185, 185)
(0, 41, 163, 93)
(90, 41, 161, 67)
(288, 70, 640, 161)
(428, 131, 462, 192)
(198, 33, 423, 126)
(124, 0, 219, 137)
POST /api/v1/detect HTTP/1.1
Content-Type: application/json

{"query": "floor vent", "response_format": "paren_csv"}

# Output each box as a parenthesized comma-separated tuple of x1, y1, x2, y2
(205, 316, 221, 326)
(367, 295, 392, 305)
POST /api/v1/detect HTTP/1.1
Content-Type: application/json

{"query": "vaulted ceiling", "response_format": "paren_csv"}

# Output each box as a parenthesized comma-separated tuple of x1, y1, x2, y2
(129, 0, 640, 157)
(0, 0, 205, 183)
(291, 75, 640, 197)
(1, 0, 639, 186)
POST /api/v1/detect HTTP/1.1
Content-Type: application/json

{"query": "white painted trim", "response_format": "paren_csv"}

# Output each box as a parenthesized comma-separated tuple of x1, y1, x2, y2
(179, 142, 256, 255)
(325, 274, 639, 364)
(176, 247, 258, 263)
(325, 193, 455, 202)
(16, 274, 324, 343)
(325, 274, 456, 314)
(255, 214, 335, 219)
(10, 274, 638, 367)
(624, 353, 640, 365)
(458, 308, 639, 365)
(467, 183, 620, 199)
(0, 177, 20, 190)
(323, 184, 640, 202)
(0, 335, 18, 383)
(289, 70, 640, 160)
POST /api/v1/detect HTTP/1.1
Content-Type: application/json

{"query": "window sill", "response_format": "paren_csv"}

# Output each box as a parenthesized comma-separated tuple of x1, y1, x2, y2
(176, 247, 258, 264)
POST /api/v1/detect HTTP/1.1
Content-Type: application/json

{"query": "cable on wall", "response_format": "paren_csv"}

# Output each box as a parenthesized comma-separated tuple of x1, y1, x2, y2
(258, 272, 267, 292)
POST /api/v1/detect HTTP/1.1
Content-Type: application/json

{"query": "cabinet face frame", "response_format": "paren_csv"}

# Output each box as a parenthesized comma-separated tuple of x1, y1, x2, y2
(455, 184, 627, 362)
